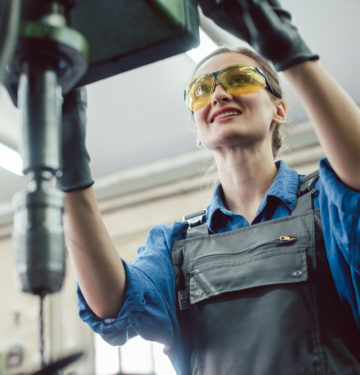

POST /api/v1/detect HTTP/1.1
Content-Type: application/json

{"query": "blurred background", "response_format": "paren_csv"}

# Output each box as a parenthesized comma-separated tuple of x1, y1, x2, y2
(0, 0, 359, 373)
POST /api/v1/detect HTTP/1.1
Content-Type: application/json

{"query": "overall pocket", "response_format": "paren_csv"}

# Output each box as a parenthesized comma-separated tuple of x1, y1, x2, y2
(187, 236, 309, 304)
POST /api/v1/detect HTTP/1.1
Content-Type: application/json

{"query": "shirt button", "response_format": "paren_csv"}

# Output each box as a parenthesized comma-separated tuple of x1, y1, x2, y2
(292, 270, 302, 277)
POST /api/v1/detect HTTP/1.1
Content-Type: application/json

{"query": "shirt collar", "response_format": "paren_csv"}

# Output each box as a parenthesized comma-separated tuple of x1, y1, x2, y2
(206, 160, 300, 230)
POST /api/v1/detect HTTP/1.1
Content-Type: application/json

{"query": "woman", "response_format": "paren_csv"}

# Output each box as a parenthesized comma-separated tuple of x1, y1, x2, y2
(60, 1, 360, 374)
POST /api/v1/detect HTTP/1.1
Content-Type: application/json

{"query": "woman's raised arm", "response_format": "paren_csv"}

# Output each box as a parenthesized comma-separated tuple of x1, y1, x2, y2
(283, 61, 360, 190)
(64, 187, 126, 319)
(59, 89, 126, 319)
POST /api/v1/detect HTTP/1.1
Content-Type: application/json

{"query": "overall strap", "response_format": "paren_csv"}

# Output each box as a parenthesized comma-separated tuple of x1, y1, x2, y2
(292, 170, 319, 215)
(182, 209, 208, 238)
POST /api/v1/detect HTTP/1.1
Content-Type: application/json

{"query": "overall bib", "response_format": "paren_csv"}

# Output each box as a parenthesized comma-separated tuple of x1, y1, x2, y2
(172, 173, 360, 375)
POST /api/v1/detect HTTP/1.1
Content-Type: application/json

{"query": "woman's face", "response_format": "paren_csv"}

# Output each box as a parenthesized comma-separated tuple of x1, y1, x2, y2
(192, 52, 285, 154)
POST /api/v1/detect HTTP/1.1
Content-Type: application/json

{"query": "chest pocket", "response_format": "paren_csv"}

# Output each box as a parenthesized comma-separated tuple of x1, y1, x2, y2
(186, 233, 310, 305)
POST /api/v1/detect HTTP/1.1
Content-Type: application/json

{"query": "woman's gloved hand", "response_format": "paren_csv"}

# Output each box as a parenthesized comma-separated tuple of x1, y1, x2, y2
(57, 87, 94, 192)
(198, 0, 319, 71)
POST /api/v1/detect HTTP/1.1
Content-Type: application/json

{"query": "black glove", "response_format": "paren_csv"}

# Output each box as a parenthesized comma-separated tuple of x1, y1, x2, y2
(57, 87, 94, 192)
(198, 0, 319, 71)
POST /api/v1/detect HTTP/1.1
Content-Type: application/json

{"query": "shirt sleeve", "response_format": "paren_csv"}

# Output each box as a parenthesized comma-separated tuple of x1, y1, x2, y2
(317, 157, 360, 328)
(77, 221, 187, 347)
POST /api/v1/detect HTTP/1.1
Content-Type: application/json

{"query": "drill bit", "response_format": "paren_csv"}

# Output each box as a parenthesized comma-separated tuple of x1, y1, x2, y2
(39, 294, 46, 369)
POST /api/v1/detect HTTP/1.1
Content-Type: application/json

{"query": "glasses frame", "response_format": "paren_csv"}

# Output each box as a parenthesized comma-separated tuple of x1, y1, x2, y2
(184, 64, 281, 112)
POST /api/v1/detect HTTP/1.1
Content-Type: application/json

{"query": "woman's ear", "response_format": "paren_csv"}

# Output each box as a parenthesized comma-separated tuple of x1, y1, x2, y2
(194, 122, 202, 147)
(273, 100, 287, 125)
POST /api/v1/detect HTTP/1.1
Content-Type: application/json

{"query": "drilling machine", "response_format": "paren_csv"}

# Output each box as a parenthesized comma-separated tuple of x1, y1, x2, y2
(9, 1, 88, 371)
(1, 0, 199, 372)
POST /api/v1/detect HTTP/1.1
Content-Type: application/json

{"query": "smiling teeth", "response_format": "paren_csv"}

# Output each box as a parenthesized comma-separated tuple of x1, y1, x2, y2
(214, 111, 241, 120)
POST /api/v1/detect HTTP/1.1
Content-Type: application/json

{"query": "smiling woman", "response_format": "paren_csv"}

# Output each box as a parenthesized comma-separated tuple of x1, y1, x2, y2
(187, 46, 285, 157)
(61, 1, 360, 374)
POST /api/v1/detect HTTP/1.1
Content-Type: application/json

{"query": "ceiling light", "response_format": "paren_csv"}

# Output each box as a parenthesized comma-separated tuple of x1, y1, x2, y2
(186, 28, 218, 64)
(0, 142, 23, 176)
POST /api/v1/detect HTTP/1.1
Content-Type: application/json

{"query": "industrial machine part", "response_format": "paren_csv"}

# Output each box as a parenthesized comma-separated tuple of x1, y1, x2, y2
(10, 1, 88, 370)
(0, 0, 21, 84)
(5, 0, 200, 104)
(2, 0, 199, 372)
(30, 351, 84, 375)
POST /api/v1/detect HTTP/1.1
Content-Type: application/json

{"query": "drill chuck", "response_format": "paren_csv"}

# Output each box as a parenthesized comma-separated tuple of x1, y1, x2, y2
(13, 186, 65, 295)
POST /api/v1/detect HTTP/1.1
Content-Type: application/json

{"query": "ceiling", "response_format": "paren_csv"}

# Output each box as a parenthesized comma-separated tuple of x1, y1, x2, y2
(0, 0, 359, 206)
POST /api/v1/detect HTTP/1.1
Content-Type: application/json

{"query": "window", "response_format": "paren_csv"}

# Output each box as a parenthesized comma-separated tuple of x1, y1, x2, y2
(95, 335, 175, 375)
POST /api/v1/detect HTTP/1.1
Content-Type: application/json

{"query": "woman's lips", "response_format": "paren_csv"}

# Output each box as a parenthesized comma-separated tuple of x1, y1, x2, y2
(210, 107, 243, 123)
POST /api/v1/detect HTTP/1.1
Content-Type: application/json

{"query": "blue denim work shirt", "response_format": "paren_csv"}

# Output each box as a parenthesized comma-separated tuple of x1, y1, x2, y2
(78, 158, 360, 374)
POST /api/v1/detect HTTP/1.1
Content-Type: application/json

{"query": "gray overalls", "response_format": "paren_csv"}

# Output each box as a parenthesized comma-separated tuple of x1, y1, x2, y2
(172, 172, 360, 375)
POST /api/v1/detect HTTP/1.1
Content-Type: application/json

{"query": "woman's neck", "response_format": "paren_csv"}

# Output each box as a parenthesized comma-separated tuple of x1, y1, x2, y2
(215, 147, 278, 222)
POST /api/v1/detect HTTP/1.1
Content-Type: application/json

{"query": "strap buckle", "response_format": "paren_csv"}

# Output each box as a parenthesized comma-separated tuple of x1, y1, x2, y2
(182, 209, 206, 228)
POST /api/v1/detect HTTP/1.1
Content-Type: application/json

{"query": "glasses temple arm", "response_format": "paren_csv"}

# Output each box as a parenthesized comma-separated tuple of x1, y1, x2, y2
(255, 67, 281, 98)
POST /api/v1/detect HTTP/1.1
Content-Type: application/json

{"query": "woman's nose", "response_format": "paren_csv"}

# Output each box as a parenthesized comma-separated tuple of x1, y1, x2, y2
(211, 83, 232, 106)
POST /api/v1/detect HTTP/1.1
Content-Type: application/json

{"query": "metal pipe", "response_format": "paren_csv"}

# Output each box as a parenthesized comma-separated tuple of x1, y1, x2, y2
(19, 60, 62, 174)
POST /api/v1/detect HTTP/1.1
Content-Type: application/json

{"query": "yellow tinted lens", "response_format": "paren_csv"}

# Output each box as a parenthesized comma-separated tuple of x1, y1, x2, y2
(186, 74, 214, 111)
(220, 67, 266, 96)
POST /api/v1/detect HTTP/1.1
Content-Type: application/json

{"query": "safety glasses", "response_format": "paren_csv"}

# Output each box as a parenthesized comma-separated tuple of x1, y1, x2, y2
(184, 64, 280, 112)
